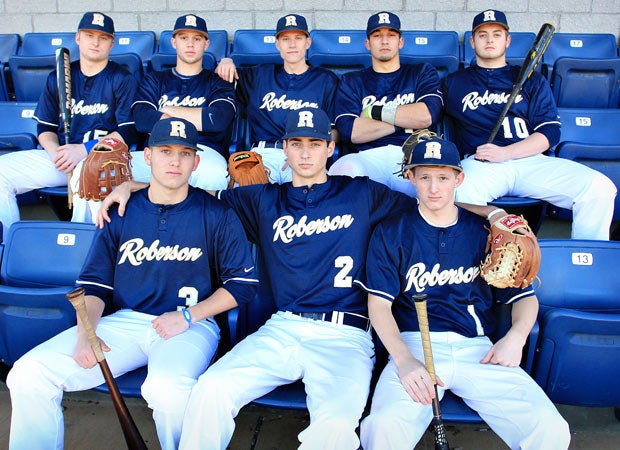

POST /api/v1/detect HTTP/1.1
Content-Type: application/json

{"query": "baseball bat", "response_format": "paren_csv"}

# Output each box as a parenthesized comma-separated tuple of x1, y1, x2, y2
(486, 23, 555, 143)
(66, 288, 148, 450)
(55, 47, 74, 208)
(412, 294, 450, 450)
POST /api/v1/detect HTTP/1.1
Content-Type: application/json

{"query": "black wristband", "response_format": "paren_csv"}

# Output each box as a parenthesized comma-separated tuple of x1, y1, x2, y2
(370, 105, 383, 121)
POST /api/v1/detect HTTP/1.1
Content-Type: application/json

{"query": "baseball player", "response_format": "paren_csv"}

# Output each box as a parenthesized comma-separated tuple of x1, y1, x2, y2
(6, 118, 258, 450)
(358, 136, 570, 450)
(443, 10, 616, 240)
(98, 110, 504, 449)
(215, 13, 339, 184)
(0, 12, 139, 237)
(329, 11, 443, 197)
(130, 14, 235, 192)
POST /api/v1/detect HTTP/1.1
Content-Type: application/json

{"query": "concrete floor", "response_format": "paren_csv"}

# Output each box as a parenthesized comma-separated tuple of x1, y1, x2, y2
(0, 202, 617, 449)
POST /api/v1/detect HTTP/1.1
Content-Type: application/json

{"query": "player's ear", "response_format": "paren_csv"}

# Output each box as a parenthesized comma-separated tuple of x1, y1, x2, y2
(305, 37, 312, 50)
(144, 147, 153, 167)
(171, 36, 177, 50)
(505, 33, 511, 49)
(327, 140, 335, 157)
(407, 169, 416, 185)
(455, 170, 465, 187)
(193, 153, 201, 171)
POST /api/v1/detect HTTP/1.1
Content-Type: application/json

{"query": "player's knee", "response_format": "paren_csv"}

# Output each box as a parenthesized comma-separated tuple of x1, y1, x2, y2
(593, 172, 617, 199)
(141, 373, 196, 412)
(6, 357, 47, 393)
(527, 408, 571, 450)
(328, 155, 365, 177)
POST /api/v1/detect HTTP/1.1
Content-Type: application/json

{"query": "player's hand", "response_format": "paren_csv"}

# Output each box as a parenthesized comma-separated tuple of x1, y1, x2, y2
(96, 181, 133, 228)
(474, 143, 510, 163)
(480, 332, 524, 367)
(73, 335, 110, 369)
(53, 143, 88, 173)
(152, 311, 188, 340)
(397, 356, 444, 405)
(215, 57, 238, 83)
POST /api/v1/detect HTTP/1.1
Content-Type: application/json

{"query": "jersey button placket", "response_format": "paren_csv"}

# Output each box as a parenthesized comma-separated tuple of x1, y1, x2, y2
(158, 207, 168, 231)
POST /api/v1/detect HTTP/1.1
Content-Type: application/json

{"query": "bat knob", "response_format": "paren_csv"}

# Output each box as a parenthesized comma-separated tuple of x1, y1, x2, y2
(412, 294, 428, 303)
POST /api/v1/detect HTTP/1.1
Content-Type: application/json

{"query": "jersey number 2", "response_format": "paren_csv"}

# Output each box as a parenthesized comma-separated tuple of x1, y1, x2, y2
(334, 256, 353, 288)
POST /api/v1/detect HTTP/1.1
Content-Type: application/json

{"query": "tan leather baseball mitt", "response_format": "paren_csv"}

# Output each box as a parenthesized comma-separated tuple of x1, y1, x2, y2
(78, 137, 132, 201)
(227, 150, 270, 188)
(480, 214, 541, 289)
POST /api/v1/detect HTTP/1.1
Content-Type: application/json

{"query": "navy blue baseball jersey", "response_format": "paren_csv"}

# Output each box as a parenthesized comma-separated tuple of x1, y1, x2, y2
(335, 63, 443, 150)
(76, 186, 258, 315)
(34, 60, 138, 145)
(132, 68, 236, 155)
(442, 64, 561, 156)
(236, 64, 339, 145)
(218, 176, 413, 315)
(361, 206, 534, 338)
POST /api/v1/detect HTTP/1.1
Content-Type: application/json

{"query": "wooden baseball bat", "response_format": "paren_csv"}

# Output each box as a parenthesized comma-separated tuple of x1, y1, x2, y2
(412, 293, 450, 450)
(66, 288, 148, 450)
(55, 47, 74, 208)
(486, 23, 555, 143)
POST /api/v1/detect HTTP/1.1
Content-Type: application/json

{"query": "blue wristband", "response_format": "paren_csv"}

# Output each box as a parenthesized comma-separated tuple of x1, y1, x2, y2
(182, 307, 192, 327)
(84, 139, 98, 154)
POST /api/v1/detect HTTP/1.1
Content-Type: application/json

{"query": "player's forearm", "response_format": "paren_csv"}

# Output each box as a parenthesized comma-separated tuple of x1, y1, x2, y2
(186, 287, 238, 323)
(503, 132, 550, 160)
(456, 202, 504, 221)
(350, 117, 396, 144)
(369, 294, 414, 365)
(76, 295, 106, 339)
(38, 131, 61, 157)
(393, 103, 432, 130)
(507, 295, 538, 345)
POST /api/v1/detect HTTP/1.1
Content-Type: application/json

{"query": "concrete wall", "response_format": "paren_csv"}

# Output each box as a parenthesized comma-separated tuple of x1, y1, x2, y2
(0, 0, 618, 45)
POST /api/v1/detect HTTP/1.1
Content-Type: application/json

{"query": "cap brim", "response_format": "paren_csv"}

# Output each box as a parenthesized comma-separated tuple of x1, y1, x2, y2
(149, 138, 202, 152)
(367, 26, 401, 36)
(173, 28, 209, 37)
(473, 22, 509, 32)
(275, 28, 310, 37)
(282, 130, 331, 141)
(78, 27, 114, 36)
(407, 163, 462, 172)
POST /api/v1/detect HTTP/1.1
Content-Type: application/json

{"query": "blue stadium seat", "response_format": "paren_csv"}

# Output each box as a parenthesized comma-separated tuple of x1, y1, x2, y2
(400, 30, 459, 78)
(550, 57, 620, 108)
(0, 34, 19, 101)
(8, 54, 55, 101)
(110, 31, 156, 70)
(0, 221, 96, 366)
(19, 32, 79, 59)
(542, 33, 618, 78)
(307, 30, 371, 77)
(0, 101, 38, 153)
(549, 108, 620, 221)
(230, 29, 282, 67)
(462, 31, 537, 68)
(532, 239, 620, 407)
(109, 52, 144, 81)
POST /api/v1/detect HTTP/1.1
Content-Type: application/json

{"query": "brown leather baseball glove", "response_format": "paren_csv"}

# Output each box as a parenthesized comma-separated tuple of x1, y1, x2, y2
(78, 137, 132, 201)
(480, 214, 541, 289)
(227, 150, 270, 188)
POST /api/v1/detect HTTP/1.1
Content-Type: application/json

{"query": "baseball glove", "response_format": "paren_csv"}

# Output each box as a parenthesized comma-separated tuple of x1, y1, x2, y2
(400, 129, 440, 177)
(78, 137, 132, 201)
(227, 150, 270, 188)
(480, 214, 541, 289)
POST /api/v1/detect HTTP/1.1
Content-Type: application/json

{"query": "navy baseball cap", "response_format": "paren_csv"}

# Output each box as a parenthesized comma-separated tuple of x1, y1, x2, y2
(472, 10, 509, 32)
(275, 14, 309, 37)
(78, 12, 115, 37)
(407, 138, 462, 172)
(173, 14, 209, 38)
(283, 108, 332, 141)
(148, 118, 202, 152)
(366, 11, 401, 36)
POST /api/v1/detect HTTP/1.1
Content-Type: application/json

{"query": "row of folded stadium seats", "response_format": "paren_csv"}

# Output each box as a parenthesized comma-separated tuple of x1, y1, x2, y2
(0, 30, 618, 106)
(0, 221, 619, 422)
